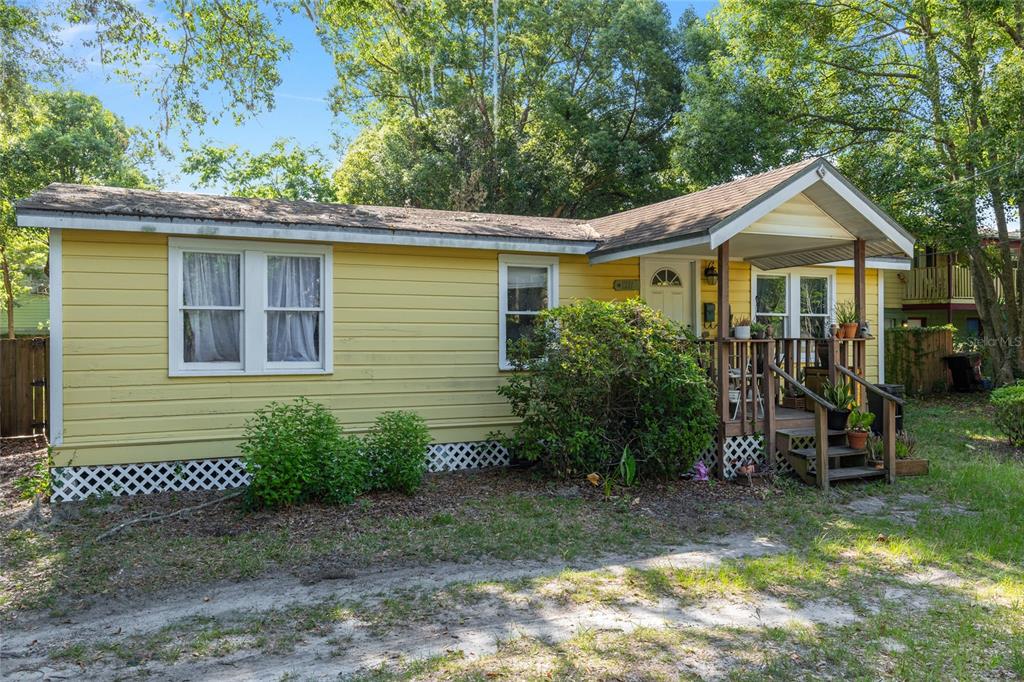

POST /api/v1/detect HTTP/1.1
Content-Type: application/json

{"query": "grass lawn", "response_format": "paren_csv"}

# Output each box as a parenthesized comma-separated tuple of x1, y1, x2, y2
(2, 393, 1023, 680)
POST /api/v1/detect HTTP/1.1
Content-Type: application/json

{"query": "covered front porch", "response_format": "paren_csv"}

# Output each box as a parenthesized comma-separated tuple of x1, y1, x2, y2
(588, 158, 914, 488)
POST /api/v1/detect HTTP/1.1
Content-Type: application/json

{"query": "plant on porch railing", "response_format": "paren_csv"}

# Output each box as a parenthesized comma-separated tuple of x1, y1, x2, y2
(497, 299, 716, 480)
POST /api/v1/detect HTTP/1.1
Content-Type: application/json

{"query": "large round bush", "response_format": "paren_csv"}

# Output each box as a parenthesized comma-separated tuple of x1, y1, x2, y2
(497, 298, 716, 478)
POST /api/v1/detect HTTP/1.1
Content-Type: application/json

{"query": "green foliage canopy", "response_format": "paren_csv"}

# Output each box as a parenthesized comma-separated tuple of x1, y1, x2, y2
(324, 0, 685, 218)
(182, 139, 338, 202)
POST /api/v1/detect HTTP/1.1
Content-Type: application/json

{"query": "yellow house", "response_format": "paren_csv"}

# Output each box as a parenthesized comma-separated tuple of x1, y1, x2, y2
(16, 158, 914, 500)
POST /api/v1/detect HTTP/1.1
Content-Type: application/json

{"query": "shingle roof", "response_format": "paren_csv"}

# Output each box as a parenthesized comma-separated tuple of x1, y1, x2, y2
(17, 158, 857, 254)
(17, 184, 601, 243)
(588, 158, 820, 255)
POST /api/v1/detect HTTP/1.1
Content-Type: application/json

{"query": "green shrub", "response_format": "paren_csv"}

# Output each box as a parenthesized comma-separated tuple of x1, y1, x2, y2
(991, 381, 1024, 446)
(497, 298, 716, 479)
(364, 410, 432, 493)
(239, 397, 369, 508)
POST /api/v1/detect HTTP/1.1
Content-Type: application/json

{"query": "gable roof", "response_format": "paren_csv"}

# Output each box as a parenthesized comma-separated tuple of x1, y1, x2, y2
(589, 158, 819, 256)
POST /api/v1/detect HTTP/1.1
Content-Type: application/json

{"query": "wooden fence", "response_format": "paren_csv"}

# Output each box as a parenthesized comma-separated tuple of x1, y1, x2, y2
(884, 327, 953, 395)
(0, 337, 49, 437)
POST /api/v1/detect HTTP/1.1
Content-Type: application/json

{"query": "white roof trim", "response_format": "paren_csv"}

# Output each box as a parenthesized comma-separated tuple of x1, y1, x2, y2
(822, 258, 912, 271)
(709, 161, 914, 256)
(17, 210, 598, 256)
(587, 234, 711, 264)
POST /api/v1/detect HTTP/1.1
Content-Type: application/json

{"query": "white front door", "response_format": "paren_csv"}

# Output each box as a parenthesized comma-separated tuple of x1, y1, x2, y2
(641, 258, 697, 330)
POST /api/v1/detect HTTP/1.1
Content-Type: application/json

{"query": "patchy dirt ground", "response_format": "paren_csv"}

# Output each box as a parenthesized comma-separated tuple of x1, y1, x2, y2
(2, 532, 854, 681)
(0, 436, 47, 513)
(3, 394, 1022, 680)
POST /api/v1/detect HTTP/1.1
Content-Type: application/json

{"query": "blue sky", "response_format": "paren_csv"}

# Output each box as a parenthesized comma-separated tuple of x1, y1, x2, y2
(64, 1, 719, 192)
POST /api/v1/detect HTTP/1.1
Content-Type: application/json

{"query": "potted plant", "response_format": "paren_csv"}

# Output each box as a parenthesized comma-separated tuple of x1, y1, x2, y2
(733, 318, 752, 340)
(750, 322, 767, 339)
(821, 378, 857, 431)
(846, 409, 875, 450)
(834, 301, 859, 338)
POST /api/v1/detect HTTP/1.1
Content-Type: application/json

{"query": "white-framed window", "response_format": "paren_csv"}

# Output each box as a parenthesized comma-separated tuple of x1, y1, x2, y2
(753, 268, 835, 338)
(169, 237, 333, 376)
(754, 274, 788, 338)
(498, 254, 559, 370)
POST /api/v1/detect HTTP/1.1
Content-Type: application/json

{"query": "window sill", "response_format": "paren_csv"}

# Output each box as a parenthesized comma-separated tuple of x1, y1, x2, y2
(169, 367, 333, 378)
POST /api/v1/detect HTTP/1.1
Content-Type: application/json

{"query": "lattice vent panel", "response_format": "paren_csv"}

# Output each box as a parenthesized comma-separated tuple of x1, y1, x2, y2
(692, 434, 768, 480)
(51, 458, 250, 502)
(426, 441, 510, 472)
(52, 441, 512, 501)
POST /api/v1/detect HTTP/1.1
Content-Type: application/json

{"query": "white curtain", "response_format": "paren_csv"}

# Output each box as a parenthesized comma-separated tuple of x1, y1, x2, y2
(267, 256, 321, 362)
(507, 266, 548, 312)
(182, 252, 241, 362)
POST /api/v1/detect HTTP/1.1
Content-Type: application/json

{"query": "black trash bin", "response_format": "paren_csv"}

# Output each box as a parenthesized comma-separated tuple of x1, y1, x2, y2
(869, 383, 904, 435)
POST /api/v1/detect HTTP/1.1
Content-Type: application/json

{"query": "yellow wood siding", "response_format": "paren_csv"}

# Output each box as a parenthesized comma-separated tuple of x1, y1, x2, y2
(56, 228, 880, 467)
(56, 230, 638, 466)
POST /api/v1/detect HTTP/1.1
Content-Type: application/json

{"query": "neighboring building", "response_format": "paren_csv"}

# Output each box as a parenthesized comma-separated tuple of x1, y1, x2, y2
(884, 235, 1022, 333)
(1, 291, 50, 336)
(17, 157, 915, 500)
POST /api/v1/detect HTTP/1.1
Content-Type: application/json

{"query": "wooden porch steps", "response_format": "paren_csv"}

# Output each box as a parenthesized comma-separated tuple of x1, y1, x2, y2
(789, 445, 866, 459)
(826, 466, 886, 482)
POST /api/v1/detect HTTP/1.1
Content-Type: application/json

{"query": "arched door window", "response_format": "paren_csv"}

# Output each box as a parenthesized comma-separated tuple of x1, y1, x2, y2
(651, 268, 682, 287)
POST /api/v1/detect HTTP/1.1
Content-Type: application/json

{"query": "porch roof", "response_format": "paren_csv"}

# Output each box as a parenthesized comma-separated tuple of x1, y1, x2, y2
(587, 158, 915, 268)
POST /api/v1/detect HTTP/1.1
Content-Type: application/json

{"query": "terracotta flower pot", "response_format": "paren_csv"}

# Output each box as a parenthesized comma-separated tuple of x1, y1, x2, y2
(840, 322, 859, 339)
(847, 429, 869, 450)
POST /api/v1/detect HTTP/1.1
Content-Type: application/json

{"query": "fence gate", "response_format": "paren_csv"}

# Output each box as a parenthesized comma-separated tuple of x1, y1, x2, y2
(0, 337, 49, 437)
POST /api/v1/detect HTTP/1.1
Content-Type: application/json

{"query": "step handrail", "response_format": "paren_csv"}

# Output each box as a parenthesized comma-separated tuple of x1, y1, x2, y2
(834, 363, 900, 485)
(767, 363, 837, 411)
(834, 364, 906, 406)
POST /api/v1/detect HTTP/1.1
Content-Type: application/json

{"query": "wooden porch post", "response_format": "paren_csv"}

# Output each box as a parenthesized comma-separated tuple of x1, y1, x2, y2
(854, 238, 866, 324)
(853, 237, 867, 384)
(715, 241, 730, 479)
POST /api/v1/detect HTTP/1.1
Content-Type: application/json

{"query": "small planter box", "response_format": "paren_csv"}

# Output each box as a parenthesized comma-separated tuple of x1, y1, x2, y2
(868, 459, 930, 476)
(781, 395, 805, 411)
(896, 458, 930, 476)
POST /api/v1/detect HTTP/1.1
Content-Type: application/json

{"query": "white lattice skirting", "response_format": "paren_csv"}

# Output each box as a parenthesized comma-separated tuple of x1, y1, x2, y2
(51, 441, 511, 502)
(695, 434, 769, 480)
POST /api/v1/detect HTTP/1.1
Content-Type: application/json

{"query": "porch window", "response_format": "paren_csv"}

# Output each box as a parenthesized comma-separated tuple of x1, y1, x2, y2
(754, 271, 833, 338)
(798, 276, 829, 338)
(755, 275, 787, 338)
(498, 255, 558, 370)
(169, 238, 332, 376)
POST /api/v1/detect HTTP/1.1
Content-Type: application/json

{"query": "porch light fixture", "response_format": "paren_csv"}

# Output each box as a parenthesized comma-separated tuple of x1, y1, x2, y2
(703, 262, 719, 286)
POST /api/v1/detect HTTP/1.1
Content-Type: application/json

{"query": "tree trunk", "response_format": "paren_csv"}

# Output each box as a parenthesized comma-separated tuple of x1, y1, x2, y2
(969, 244, 1016, 385)
(1, 245, 15, 339)
(987, 184, 1023, 375)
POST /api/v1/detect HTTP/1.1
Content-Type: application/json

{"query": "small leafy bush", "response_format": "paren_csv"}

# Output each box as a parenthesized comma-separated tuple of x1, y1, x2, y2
(991, 381, 1024, 446)
(364, 410, 432, 493)
(14, 456, 51, 501)
(497, 298, 716, 479)
(239, 397, 369, 508)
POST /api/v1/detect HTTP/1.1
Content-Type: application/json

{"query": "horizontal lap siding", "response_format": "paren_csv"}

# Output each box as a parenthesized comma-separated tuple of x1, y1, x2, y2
(57, 231, 638, 466)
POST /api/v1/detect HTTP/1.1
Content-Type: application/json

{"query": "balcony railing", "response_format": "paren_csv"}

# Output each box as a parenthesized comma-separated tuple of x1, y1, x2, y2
(904, 264, 1016, 303)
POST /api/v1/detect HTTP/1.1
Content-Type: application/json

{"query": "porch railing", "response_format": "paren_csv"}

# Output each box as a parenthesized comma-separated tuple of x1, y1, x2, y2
(904, 264, 1016, 303)
(696, 336, 868, 429)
